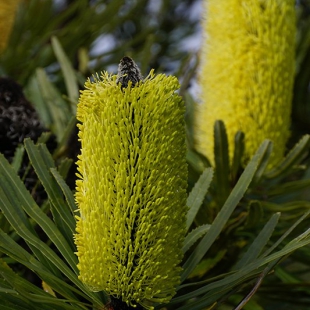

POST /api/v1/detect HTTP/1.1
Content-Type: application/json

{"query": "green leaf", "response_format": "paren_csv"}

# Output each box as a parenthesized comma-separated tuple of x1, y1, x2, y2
(275, 266, 300, 284)
(173, 211, 310, 307)
(183, 224, 211, 254)
(0, 230, 91, 303)
(0, 160, 57, 274)
(36, 68, 71, 141)
(181, 140, 271, 282)
(214, 120, 231, 207)
(0, 260, 80, 310)
(235, 213, 280, 269)
(174, 234, 310, 308)
(231, 131, 245, 182)
(0, 153, 77, 274)
(25, 73, 52, 127)
(262, 209, 310, 258)
(252, 139, 273, 184)
(186, 149, 210, 173)
(267, 179, 310, 198)
(11, 145, 25, 174)
(0, 153, 107, 306)
(50, 168, 76, 215)
(186, 167, 213, 230)
(57, 158, 73, 181)
(37, 131, 53, 144)
(53, 115, 77, 159)
(265, 135, 310, 180)
(51, 36, 79, 114)
(24, 139, 75, 237)
(261, 201, 310, 213)
(232, 295, 265, 310)
(244, 201, 264, 228)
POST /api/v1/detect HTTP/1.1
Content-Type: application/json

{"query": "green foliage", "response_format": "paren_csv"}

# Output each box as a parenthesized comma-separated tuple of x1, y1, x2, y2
(184, 120, 310, 309)
(1, 1, 310, 309)
(0, 127, 310, 309)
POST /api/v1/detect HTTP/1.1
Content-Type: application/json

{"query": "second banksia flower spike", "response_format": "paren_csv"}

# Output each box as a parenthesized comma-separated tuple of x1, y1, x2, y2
(195, 0, 296, 167)
(75, 57, 187, 309)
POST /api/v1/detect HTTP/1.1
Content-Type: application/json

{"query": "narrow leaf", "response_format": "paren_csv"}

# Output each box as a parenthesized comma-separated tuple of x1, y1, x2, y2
(51, 36, 79, 113)
(235, 213, 280, 269)
(186, 167, 213, 230)
(181, 140, 271, 282)
(36, 68, 70, 141)
(0, 154, 78, 274)
(183, 224, 211, 254)
(24, 139, 75, 236)
(252, 140, 273, 184)
(11, 145, 24, 173)
(231, 131, 244, 182)
(265, 135, 310, 179)
(174, 211, 310, 305)
(214, 120, 230, 206)
(244, 201, 264, 228)
(50, 168, 76, 215)
(0, 230, 91, 303)
(0, 160, 56, 273)
(268, 179, 310, 197)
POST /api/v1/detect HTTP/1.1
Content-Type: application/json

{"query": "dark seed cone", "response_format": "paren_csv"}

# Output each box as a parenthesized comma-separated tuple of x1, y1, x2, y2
(0, 77, 57, 203)
(0, 77, 50, 159)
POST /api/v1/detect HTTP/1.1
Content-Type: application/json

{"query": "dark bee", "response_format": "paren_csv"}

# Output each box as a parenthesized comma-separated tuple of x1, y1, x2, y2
(116, 56, 143, 88)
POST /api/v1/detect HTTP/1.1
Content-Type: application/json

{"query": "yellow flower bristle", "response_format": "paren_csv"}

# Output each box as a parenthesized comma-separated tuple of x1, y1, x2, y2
(0, 1, 20, 53)
(195, 0, 296, 167)
(75, 69, 187, 308)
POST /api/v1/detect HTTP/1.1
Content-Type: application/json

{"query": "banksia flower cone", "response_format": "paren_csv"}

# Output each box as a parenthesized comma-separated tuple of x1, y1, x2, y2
(195, 0, 296, 167)
(0, 1, 20, 53)
(75, 57, 187, 309)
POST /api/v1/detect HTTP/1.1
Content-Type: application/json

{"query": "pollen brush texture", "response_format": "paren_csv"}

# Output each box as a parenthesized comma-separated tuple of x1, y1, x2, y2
(195, 0, 296, 167)
(75, 70, 187, 308)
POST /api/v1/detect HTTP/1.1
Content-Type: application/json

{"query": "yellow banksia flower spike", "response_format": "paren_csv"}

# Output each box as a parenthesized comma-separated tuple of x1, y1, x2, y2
(75, 57, 187, 309)
(0, 0, 21, 53)
(195, 0, 296, 167)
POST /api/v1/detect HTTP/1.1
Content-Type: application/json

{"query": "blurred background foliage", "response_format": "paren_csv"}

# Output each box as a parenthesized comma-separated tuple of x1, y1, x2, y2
(1, 0, 310, 309)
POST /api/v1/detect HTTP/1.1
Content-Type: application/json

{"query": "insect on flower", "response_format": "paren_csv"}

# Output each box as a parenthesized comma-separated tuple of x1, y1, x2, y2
(116, 56, 143, 88)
